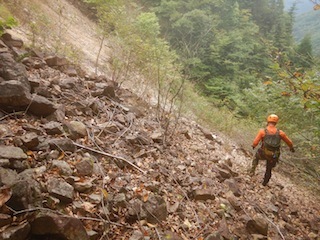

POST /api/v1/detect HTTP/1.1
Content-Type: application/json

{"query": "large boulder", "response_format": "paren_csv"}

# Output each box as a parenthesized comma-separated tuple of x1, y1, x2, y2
(0, 80, 31, 107)
(28, 94, 57, 117)
(6, 178, 42, 210)
(0, 146, 28, 161)
(31, 212, 89, 240)
(0, 32, 24, 48)
(0, 50, 31, 110)
(0, 51, 30, 88)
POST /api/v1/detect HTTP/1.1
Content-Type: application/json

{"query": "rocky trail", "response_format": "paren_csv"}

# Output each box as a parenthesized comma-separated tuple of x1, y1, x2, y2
(0, 1, 319, 239)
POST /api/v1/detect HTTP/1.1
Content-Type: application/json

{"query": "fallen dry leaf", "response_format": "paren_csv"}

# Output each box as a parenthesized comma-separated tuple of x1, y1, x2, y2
(58, 151, 65, 160)
(0, 186, 12, 208)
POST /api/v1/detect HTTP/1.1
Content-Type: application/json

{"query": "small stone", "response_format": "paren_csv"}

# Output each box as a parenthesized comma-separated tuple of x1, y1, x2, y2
(76, 157, 93, 176)
(192, 189, 216, 201)
(47, 177, 74, 203)
(0, 146, 27, 160)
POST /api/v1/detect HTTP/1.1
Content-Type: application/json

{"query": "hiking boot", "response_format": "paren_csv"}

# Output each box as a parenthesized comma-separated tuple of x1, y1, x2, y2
(249, 164, 257, 177)
(249, 158, 258, 177)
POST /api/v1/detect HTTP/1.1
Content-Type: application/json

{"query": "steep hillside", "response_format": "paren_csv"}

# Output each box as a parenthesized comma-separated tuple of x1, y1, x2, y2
(293, 10, 320, 55)
(0, 0, 319, 239)
(285, 1, 320, 55)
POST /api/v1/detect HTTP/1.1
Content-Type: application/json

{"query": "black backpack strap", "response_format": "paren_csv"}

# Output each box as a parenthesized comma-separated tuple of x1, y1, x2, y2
(265, 128, 279, 135)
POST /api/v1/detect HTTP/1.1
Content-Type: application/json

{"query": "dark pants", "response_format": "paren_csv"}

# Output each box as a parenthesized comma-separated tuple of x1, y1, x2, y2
(251, 148, 279, 186)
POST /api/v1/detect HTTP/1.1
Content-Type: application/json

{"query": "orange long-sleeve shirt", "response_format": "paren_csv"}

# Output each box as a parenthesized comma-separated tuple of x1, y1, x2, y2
(252, 124, 293, 149)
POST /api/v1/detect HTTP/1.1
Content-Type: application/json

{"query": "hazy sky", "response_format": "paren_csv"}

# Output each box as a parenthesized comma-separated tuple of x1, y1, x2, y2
(284, 0, 315, 14)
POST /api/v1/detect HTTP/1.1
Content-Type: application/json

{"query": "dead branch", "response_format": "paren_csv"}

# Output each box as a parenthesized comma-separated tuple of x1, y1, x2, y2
(0, 111, 25, 121)
(254, 203, 286, 240)
(72, 141, 147, 174)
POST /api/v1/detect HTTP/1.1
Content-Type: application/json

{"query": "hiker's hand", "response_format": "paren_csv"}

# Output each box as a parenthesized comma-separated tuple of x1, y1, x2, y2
(290, 147, 295, 153)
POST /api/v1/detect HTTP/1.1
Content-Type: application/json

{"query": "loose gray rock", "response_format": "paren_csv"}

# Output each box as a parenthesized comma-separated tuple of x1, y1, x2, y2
(0, 222, 30, 240)
(66, 120, 87, 139)
(75, 157, 93, 176)
(31, 212, 89, 240)
(74, 180, 93, 193)
(0, 159, 10, 168)
(216, 167, 232, 180)
(48, 138, 76, 152)
(0, 51, 30, 88)
(192, 188, 216, 201)
(19, 166, 47, 180)
(20, 132, 39, 149)
(225, 191, 241, 211)
(0, 80, 31, 108)
(113, 193, 126, 208)
(7, 179, 42, 210)
(224, 178, 241, 197)
(0, 124, 14, 138)
(1, 32, 24, 48)
(28, 94, 57, 117)
(44, 55, 68, 67)
(0, 146, 27, 160)
(143, 195, 168, 224)
(0, 167, 18, 187)
(47, 177, 74, 203)
(246, 216, 269, 236)
(51, 160, 73, 176)
(43, 121, 64, 135)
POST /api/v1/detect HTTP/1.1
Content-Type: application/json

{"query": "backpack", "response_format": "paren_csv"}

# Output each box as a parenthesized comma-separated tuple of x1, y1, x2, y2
(263, 128, 281, 151)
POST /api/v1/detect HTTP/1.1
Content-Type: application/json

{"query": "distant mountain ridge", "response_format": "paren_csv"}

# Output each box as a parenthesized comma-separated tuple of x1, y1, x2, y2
(293, 10, 320, 55)
(284, 0, 314, 14)
(284, 0, 320, 55)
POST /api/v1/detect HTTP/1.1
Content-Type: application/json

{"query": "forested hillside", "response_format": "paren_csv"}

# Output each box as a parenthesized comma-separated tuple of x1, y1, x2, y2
(283, 0, 320, 56)
(136, 0, 320, 181)
(293, 10, 320, 55)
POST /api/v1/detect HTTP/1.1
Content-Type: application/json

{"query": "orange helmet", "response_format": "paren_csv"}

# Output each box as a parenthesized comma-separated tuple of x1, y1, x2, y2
(267, 114, 279, 123)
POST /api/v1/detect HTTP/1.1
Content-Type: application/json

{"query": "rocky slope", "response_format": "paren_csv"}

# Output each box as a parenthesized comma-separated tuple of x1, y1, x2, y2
(0, 1, 320, 239)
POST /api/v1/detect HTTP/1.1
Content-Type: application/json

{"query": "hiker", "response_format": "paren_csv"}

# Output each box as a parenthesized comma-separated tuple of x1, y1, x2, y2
(250, 114, 295, 186)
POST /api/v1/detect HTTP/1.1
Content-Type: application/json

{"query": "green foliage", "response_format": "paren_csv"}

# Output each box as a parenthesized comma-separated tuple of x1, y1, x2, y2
(292, 34, 314, 68)
(0, 4, 18, 35)
(84, 0, 127, 34)
(203, 78, 233, 101)
(134, 12, 160, 40)
(236, 61, 320, 180)
(86, 0, 185, 125)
